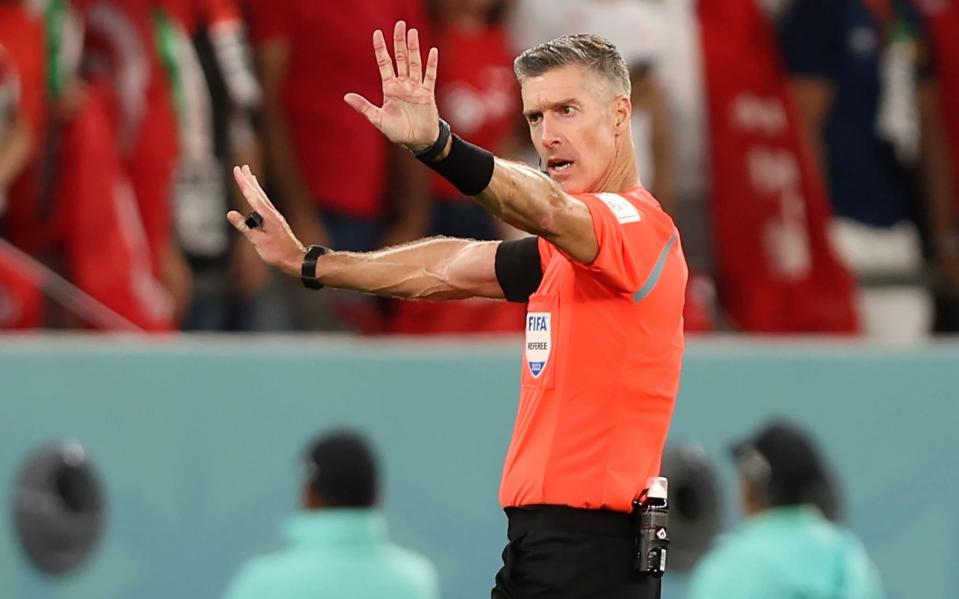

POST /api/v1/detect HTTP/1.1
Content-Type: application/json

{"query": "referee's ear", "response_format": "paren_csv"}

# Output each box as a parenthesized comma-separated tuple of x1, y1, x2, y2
(613, 95, 631, 133)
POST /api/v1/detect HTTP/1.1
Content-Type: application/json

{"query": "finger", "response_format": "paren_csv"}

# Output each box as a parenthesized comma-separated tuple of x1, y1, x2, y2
(233, 166, 262, 211)
(393, 20, 408, 78)
(423, 47, 439, 93)
(236, 165, 269, 213)
(344, 93, 382, 127)
(372, 29, 394, 82)
(227, 210, 252, 235)
(243, 165, 278, 212)
(408, 28, 422, 82)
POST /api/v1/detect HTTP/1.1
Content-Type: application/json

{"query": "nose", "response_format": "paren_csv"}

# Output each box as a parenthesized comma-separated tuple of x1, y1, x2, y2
(539, 114, 562, 149)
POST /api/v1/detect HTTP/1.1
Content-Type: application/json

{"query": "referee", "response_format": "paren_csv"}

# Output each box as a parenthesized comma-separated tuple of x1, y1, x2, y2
(229, 21, 686, 599)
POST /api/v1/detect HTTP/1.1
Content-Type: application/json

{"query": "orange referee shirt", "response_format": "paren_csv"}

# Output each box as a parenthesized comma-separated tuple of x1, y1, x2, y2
(499, 186, 687, 513)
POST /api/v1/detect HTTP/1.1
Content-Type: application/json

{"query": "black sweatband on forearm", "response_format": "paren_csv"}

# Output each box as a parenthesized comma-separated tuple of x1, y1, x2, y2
(495, 236, 543, 303)
(421, 134, 495, 196)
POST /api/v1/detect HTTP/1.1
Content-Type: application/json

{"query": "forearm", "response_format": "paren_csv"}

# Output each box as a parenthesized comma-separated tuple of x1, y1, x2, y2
(307, 236, 500, 300)
(425, 130, 566, 238)
(423, 134, 595, 262)
(475, 158, 567, 238)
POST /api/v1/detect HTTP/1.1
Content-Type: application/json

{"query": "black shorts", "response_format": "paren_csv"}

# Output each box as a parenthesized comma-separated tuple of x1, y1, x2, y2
(491, 505, 661, 599)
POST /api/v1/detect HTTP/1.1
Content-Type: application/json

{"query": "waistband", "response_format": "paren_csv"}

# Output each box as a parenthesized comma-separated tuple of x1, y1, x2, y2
(505, 505, 635, 539)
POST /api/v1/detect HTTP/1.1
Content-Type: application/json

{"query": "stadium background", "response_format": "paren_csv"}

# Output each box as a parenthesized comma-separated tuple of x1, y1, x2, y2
(1, 337, 956, 598)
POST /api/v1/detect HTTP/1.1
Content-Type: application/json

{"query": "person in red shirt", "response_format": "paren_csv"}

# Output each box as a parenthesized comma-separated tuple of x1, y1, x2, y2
(428, 0, 519, 239)
(385, 0, 525, 334)
(230, 23, 685, 599)
(920, 0, 959, 332)
(80, 0, 191, 322)
(0, 3, 45, 329)
(245, 0, 433, 332)
(246, 0, 432, 248)
(0, 0, 47, 255)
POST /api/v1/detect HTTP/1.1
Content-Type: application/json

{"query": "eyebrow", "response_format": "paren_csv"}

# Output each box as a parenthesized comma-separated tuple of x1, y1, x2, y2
(523, 98, 581, 119)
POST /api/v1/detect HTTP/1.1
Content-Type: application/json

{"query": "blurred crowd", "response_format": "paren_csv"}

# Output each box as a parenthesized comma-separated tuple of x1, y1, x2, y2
(0, 0, 957, 339)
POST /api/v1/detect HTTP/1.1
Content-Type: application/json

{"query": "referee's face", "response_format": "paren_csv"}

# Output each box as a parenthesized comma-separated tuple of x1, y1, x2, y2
(521, 64, 629, 194)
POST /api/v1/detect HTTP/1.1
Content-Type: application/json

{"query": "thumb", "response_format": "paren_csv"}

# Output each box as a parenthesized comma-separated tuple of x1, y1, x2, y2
(344, 93, 380, 125)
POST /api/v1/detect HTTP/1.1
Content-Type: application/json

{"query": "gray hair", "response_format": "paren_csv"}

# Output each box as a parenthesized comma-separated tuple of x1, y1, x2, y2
(513, 34, 631, 97)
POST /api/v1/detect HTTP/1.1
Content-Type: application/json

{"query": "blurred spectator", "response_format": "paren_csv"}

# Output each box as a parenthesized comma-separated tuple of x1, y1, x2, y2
(0, 0, 177, 331)
(427, 0, 519, 240)
(386, 0, 527, 334)
(0, 0, 44, 328)
(0, 0, 44, 235)
(918, 0, 959, 333)
(0, 15, 34, 216)
(644, 0, 719, 332)
(159, 0, 277, 331)
(221, 430, 439, 599)
(777, 0, 957, 340)
(80, 0, 191, 323)
(246, 0, 432, 332)
(688, 420, 884, 599)
(699, 0, 859, 333)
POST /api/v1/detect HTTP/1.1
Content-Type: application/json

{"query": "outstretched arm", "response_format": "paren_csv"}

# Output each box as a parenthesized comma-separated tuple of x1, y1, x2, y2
(226, 166, 503, 300)
(308, 237, 501, 300)
(344, 21, 599, 264)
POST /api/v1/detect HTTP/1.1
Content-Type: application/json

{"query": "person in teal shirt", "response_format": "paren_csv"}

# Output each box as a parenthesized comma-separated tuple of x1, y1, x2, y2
(222, 430, 439, 599)
(688, 421, 884, 599)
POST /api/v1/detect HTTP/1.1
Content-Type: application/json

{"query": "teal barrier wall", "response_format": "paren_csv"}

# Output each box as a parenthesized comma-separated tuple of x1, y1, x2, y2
(0, 336, 956, 599)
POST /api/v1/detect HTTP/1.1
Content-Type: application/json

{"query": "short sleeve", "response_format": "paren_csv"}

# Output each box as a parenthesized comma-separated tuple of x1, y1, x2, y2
(778, 0, 844, 78)
(536, 236, 556, 274)
(568, 192, 679, 295)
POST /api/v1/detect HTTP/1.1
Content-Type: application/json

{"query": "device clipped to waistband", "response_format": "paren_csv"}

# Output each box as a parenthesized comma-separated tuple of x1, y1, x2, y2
(633, 476, 670, 578)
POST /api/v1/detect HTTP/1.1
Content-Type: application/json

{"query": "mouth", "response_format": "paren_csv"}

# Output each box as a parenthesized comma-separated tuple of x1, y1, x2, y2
(546, 158, 574, 175)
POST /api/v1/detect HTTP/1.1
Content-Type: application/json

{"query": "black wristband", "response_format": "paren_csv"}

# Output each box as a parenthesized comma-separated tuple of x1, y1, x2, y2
(414, 119, 451, 163)
(425, 134, 495, 196)
(301, 244, 330, 290)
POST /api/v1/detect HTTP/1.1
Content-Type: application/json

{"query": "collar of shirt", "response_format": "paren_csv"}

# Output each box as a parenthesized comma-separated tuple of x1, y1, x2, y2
(283, 510, 388, 548)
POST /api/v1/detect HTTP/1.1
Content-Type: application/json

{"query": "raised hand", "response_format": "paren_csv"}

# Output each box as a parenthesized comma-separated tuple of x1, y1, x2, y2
(227, 165, 308, 277)
(344, 21, 440, 150)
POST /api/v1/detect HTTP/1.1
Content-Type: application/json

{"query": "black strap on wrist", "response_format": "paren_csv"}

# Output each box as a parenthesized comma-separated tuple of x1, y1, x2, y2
(413, 119, 451, 163)
(424, 133, 495, 196)
(301, 244, 330, 290)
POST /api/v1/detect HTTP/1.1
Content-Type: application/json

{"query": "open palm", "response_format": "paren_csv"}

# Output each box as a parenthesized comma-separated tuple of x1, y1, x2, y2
(344, 21, 440, 149)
